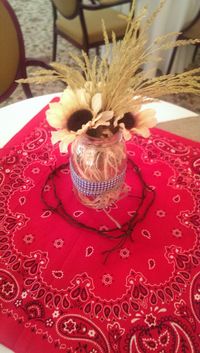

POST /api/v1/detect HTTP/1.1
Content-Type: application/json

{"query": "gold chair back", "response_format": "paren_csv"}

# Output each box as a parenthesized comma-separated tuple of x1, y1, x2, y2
(51, 0, 130, 60)
(52, 0, 79, 19)
(0, 0, 52, 104)
(0, 0, 21, 97)
(184, 17, 200, 40)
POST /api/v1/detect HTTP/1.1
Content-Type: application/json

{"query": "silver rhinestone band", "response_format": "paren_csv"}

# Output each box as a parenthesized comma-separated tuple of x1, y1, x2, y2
(70, 159, 126, 196)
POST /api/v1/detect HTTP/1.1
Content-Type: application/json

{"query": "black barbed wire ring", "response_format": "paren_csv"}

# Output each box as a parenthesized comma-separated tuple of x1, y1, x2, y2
(41, 157, 156, 262)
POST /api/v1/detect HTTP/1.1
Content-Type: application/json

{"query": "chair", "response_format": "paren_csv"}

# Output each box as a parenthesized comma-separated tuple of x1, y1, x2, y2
(167, 10, 200, 74)
(0, 0, 51, 103)
(51, 0, 131, 61)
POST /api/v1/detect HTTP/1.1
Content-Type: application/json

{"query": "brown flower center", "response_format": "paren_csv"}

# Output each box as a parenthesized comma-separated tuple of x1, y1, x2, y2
(119, 112, 136, 130)
(67, 109, 93, 132)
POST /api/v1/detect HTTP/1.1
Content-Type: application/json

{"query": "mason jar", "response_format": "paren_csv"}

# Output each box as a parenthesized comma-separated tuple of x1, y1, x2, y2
(70, 131, 127, 209)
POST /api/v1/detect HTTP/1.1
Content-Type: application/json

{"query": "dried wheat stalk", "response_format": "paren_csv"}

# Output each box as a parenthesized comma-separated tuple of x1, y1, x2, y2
(17, 0, 200, 115)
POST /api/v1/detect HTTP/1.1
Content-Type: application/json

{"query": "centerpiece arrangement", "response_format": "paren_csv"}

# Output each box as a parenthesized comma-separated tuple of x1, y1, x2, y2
(18, 0, 200, 209)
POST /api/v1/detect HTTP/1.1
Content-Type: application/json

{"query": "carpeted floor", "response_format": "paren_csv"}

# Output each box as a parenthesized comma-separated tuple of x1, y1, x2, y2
(1, 0, 200, 114)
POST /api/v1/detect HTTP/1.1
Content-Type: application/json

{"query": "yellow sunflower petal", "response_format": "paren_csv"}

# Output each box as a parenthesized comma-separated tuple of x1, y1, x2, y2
(60, 87, 89, 112)
(92, 110, 114, 125)
(60, 88, 77, 110)
(100, 110, 114, 121)
(91, 93, 103, 114)
(93, 120, 110, 129)
(131, 126, 150, 138)
(51, 129, 70, 144)
(59, 134, 76, 153)
(76, 88, 90, 108)
(51, 129, 76, 153)
(137, 109, 157, 128)
(46, 103, 66, 129)
(119, 123, 132, 141)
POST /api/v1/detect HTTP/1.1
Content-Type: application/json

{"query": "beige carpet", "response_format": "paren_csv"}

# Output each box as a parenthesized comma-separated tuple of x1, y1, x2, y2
(1, 0, 200, 141)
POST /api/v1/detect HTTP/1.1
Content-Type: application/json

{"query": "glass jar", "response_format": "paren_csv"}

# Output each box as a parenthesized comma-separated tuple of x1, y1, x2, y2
(70, 132, 127, 209)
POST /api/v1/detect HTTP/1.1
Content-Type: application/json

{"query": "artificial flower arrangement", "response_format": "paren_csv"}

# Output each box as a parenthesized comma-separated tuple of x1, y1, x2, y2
(18, 0, 200, 208)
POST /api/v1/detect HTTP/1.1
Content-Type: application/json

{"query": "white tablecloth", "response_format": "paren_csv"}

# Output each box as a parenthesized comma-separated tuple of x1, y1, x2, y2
(0, 345, 13, 353)
(118, 0, 200, 75)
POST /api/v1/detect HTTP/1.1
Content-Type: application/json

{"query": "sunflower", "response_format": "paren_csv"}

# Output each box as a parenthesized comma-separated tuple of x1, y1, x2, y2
(116, 109, 157, 141)
(46, 87, 114, 153)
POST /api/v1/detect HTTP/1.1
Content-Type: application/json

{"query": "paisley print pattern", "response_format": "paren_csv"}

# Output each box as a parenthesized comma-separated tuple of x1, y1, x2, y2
(190, 271, 200, 323)
(56, 314, 109, 353)
(0, 104, 200, 352)
(127, 317, 199, 353)
(0, 270, 19, 302)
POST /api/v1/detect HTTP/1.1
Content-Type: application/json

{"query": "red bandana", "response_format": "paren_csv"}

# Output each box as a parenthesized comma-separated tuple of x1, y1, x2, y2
(0, 101, 200, 353)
